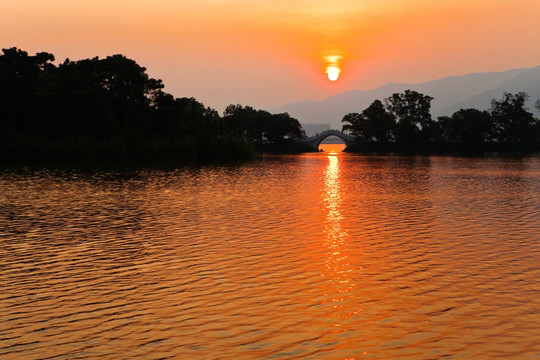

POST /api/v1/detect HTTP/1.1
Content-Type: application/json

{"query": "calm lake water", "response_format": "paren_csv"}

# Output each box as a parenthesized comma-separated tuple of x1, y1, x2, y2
(1, 148, 539, 359)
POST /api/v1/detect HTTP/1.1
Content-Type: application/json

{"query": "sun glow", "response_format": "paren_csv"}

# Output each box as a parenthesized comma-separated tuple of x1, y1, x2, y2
(324, 55, 342, 82)
(319, 143, 346, 154)
(326, 66, 340, 81)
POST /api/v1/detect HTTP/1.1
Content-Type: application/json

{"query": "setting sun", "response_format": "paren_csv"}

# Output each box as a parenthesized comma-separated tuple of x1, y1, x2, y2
(324, 55, 343, 82)
(326, 66, 340, 81)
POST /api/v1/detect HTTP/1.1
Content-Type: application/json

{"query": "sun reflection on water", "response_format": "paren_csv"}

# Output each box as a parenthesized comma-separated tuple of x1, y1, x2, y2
(321, 154, 357, 331)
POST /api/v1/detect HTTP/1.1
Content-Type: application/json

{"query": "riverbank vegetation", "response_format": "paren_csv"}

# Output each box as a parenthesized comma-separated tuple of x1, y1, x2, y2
(0, 48, 305, 164)
(342, 90, 540, 153)
(3, 48, 539, 163)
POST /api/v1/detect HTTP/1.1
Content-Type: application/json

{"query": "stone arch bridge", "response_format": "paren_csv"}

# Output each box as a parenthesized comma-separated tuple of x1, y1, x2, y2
(296, 129, 358, 149)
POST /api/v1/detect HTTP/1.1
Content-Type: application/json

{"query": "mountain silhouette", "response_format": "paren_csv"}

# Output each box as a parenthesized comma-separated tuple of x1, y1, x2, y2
(271, 67, 540, 129)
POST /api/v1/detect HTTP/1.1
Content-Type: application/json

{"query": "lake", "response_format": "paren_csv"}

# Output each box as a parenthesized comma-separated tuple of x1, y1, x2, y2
(1, 149, 539, 359)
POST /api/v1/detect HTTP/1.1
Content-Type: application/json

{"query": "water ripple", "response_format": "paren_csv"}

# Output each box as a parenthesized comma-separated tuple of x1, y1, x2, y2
(1, 156, 540, 359)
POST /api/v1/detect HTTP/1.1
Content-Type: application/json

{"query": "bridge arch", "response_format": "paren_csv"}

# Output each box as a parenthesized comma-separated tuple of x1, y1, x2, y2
(296, 129, 358, 150)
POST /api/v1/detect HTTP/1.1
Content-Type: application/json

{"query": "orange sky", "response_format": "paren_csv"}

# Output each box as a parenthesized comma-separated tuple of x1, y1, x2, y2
(2, 0, 539, 111)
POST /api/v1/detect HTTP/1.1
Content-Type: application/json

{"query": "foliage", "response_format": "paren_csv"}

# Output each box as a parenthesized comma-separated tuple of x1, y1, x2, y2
(490, 92, 537, 143)
(342, 89, 540, 151)
(385, 90, 434, 144)
(341, 100, 395, 142)
(0, 47, 260, 163)
(3, 47, 538, 159)
(223, 104, 305, 144)
(438, 108, 492, 144)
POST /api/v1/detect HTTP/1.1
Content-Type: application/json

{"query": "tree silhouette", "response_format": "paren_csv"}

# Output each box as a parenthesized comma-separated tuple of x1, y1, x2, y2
(342, 100, 395, 142)
(223, 105, 304, 144)
(438, 108, 492, 145)
(266, 112, 305, 143)
(0, 48, 57, 134)
(490, 92, 537, 143)
(385, 90, 434, 144)
(0, 48, 255, 162)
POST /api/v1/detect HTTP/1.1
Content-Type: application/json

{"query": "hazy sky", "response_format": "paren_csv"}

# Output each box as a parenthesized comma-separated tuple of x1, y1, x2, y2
(2, 0, 539, 112)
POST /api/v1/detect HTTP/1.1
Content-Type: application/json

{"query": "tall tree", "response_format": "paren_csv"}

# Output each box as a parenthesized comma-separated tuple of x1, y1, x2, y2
(438, 108, 492, 144)
(266, 112, 305, 143)
(0, 47, 57, 133)
(0, 48, 255, 161)
(490, 92, 536, 143)
(223, 105, 304, 144)
(223, 104, 265, 143)
(341, 113, 362, 139)
(342, 100, 395, 142)
(385, 90, 434, 144)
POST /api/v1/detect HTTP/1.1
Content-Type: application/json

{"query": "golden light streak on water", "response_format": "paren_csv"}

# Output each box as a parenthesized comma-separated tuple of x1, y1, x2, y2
(321, 155, 358, 338)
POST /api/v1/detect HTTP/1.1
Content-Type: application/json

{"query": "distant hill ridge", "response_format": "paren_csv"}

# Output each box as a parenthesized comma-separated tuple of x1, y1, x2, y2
(271, 66, 540, 129)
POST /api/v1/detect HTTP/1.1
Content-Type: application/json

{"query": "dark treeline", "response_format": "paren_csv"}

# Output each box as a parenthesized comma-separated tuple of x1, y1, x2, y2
(0, 48, 306, 164)
(342, 89, 540, 152)
(223, 104, 308, 153)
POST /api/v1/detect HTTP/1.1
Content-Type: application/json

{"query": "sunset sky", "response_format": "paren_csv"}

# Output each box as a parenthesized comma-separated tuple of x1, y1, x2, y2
(2, 0, 539, 112)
